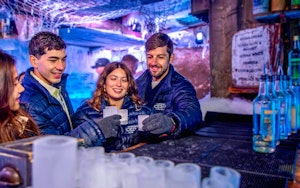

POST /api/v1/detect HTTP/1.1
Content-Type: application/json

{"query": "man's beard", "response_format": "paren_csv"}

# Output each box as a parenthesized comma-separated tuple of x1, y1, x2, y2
(150, 64, 169, 80)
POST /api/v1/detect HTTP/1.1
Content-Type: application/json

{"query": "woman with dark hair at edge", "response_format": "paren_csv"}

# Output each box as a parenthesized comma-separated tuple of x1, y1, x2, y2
(0, 50, 40, 143)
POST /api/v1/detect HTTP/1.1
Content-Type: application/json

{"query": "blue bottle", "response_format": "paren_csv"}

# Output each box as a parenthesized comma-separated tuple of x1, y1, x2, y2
(274, 75, 289, 140)
(253, 75, 276, 153)
(286, 75, 298, 133)
(288, 35, 300, 86)
(282, 75, 292, 135)
(288, 36, 300, 130)
(295, 86, 300, 130)
(268, 75, 280, 145)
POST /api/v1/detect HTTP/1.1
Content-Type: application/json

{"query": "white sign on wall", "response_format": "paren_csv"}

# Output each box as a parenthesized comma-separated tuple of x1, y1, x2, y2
(232, 25, 280, 87)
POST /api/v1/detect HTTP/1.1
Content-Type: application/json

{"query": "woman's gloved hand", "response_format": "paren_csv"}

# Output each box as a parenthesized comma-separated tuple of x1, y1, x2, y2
(98, 114, 121, 138)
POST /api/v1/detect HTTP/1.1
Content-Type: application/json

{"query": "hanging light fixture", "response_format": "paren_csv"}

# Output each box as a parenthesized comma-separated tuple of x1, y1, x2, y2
(132, 22, 141, 32)
(195, 31, 204, 44)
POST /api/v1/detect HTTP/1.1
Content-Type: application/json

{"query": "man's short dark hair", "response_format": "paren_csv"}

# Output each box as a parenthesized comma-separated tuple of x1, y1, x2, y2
(28, 31, 66, 59)
(145, 32, 173, 57)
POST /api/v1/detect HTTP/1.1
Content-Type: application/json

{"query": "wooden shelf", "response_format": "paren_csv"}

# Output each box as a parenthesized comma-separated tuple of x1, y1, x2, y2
(228, 86, 258, 94)
(254, 9, 300, 23)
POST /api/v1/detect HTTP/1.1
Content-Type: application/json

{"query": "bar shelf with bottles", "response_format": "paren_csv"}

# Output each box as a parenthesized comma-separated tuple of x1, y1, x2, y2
(254, 9, 300, 23)
(254, 0, 300, 24)
(252, 32, 300, 154)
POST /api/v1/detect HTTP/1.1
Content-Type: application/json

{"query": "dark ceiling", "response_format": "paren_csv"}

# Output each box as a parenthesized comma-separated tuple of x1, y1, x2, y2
(0, 0, 208, 49)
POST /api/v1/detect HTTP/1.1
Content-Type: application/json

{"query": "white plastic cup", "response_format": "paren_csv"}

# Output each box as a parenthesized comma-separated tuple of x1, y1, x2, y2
(32, 136, 77, 188)
(138, 115, 149, 131)
(202, 177, 233, 188)
(106, 161, 128, 188)
(131, 156, 154, 169)
(209, 166, 241, 188)
(118, 109, 128, 125)
(154, 159, 175, 188)
(137, 165, 165, 188)
(122, 161, 148, 188)
(103, 106, 118, 118)
(154, 159, 175, 169)
(168, 163, 201, 188)
(78, 147, 106, 188)
(116, 152, 136, 165)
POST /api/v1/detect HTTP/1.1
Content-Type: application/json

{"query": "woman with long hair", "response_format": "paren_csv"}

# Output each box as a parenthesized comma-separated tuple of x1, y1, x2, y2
(72, 62, 152, 151)
(0, 50, 40, 143)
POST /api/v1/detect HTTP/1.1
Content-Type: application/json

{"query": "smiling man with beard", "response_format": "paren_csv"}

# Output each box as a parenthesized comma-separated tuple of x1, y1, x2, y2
(136, 32, 203, 139)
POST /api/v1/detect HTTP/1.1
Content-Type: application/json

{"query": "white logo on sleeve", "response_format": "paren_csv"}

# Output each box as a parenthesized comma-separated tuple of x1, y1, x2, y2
(154, 103, 166, 111)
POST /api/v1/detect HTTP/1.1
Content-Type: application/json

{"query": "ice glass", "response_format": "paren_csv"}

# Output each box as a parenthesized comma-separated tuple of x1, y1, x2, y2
(86, 146, 105, 156)
(202, 177, 233, 188)
(78, 147, 106, 188)
(137, 165, 165, 188)
(209, 166, 241, 188)
(168, 163, 201, 188)
(122, 161, 148, 188)
(154, 159, 175, 188)
(118, 109, 128, 125)
(122, 155, 153, 188)
(116, 152, 135, 165)
(32, 136, 77, 188)
(106, 161, 128, 188)
(154, 159, 175, 170)
(132, 156, 154, 168)
(138, 114, 149, 131)
(103, 106, 118, 117)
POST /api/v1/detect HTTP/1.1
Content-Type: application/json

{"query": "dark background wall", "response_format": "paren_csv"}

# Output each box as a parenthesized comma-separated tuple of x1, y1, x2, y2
(209, 0, 259, 98)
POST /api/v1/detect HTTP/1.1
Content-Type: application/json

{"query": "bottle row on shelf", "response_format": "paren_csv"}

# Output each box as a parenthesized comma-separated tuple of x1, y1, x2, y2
(252, 34, 300, 154)
(253, 0, 300, 15)
(252, 73, 300, 153)
(253, 0, 300, 23)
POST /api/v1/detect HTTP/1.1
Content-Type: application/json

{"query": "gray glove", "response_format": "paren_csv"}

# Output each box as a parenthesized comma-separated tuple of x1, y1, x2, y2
(142, 113, 174, 134)
(98, 114, 121, 138)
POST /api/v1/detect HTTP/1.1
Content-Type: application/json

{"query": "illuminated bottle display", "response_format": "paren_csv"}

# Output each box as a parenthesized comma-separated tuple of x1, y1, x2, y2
(268, 75, 280, 145)
(282, 75, 292, 135)
(288, 36, 300, 129)
(296, 87, 300, 130)
(286, 75, 298, 133)
(253, 75, 276, 153)
(288, 35, 300, 86)
(274, 75, 289, 140)
(291, 0, 300, 9)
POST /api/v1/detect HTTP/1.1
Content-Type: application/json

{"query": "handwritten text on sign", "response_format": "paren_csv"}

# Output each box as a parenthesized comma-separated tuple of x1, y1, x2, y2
(232, 25, 276, 87)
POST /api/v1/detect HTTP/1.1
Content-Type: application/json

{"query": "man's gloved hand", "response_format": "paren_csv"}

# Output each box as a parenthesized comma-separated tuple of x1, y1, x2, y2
(142, 113, 174, 134)
(98, 114, 121, 138)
